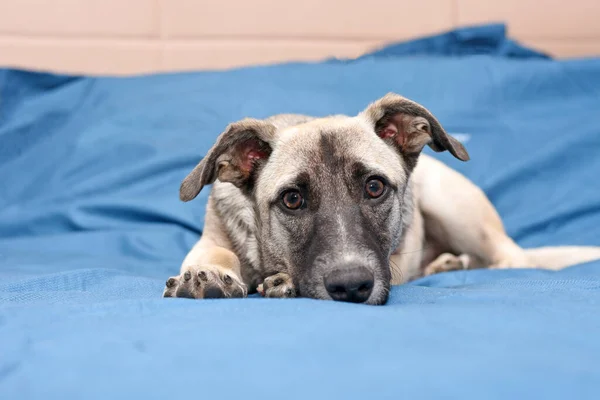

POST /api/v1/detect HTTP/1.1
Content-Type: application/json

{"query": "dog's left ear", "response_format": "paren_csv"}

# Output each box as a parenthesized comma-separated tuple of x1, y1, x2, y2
(361, 93, 469, 162)
(179, 118, 277, 202)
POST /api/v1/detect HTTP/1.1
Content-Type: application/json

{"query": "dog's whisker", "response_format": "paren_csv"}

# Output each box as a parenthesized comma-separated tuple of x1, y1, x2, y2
(389, 258, 404, 283)
(394, 246, 431, 255)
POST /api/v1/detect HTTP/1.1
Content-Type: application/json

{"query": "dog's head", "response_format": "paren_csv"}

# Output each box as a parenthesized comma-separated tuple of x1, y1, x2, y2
(180, 94, 469, 305)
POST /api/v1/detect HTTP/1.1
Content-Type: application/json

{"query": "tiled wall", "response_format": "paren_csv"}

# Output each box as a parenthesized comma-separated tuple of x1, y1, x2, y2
(0, 0, 599, 76)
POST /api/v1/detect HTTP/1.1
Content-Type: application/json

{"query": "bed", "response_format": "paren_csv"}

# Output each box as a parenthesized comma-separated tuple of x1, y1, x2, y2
(1, 24, 600, 399)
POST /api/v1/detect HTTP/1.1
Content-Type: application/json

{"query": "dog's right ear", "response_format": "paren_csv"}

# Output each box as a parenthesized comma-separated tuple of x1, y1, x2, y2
(179, 119, 277, 202)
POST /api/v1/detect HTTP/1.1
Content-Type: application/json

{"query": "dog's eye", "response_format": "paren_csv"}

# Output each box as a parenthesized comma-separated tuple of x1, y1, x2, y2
(282, 190, 304, 210)
(365, 178, 386, 199)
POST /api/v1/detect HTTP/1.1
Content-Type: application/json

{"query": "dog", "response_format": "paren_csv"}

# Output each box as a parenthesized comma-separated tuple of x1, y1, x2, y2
(162, 93, 600, 305)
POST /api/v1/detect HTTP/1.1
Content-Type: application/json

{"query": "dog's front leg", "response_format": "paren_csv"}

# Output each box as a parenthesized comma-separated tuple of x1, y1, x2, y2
(163, 194, 249, 299)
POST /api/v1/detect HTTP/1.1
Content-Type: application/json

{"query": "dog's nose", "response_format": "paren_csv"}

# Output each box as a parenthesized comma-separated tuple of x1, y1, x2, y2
(324, 266, 374, 303)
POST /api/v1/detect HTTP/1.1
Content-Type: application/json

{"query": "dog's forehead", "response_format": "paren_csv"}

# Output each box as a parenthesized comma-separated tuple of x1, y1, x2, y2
(257, 115, 405, 195)
(275, 116, 371, 167)
(278, 115, 358, 140)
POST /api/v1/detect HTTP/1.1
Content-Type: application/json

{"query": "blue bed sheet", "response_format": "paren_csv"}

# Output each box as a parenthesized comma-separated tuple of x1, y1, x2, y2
(1, 24, 600, 399)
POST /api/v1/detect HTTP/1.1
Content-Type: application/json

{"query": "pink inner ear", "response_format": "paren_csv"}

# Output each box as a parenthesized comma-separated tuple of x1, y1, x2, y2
(239, 139, 268, 173)
(378, 123, 398, 139)
(247, 149, 267, 161)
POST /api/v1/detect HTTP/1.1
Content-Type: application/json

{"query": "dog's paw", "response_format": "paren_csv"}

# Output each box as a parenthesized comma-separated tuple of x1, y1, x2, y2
(423, 253, 471, 276)
(162, 265, 247, 299)
(257, 272, 296, 298)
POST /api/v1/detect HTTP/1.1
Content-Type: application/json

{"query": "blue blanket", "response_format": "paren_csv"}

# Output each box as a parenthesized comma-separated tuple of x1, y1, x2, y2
(1, 24, 600, 399)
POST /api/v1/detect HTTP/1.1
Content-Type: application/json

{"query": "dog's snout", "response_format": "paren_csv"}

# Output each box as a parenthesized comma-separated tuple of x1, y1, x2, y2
(324, 266, 374, 303)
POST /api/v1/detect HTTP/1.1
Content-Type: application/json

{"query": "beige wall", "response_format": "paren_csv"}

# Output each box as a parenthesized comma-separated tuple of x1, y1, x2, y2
(0, 0, 599, 76)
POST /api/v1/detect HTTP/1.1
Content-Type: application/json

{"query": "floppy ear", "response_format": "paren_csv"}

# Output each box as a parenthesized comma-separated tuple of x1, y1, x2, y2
(361, 93, 469, 163)
(179, 118, 277, 202)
